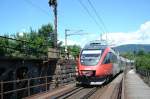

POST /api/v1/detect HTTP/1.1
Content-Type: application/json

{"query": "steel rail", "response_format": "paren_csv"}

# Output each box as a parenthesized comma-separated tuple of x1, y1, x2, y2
(80, 87, 99, 99)
(52, 87, 84, 99)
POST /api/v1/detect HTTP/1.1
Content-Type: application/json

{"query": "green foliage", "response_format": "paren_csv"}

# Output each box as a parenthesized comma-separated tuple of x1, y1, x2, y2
(120, 52, 134, 60)
(120, 49, 150, 70)
(135, 50, 150, 70)
(38, 24, 54, 47)
(0, 23, 81, 59)
(137, 50, 145, 56)
(67, 45, 81, 59)
(38, 24, 53, 37)
(0, 35, 9, 56)
(0, 23, 55, 59)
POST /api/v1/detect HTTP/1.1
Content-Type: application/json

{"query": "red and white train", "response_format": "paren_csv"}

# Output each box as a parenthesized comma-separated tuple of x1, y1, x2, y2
(76, 40, 125, 85)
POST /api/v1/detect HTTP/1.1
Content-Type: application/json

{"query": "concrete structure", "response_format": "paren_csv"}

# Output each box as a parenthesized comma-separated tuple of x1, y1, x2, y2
(48, 48, 60, 59)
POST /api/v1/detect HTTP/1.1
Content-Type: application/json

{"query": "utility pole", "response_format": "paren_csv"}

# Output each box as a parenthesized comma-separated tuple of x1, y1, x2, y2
(48, 0, 57, 48)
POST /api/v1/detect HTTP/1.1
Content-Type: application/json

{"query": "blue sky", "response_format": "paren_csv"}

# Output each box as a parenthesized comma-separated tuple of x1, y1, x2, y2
(1, 0, 150, 46)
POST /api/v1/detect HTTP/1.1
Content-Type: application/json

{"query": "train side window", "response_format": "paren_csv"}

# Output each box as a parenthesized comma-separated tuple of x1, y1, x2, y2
(103, 53, 111, 64)
(109, 52, 113, 62)
(114, 54, 117, 63)
(110, 52, 117, 63)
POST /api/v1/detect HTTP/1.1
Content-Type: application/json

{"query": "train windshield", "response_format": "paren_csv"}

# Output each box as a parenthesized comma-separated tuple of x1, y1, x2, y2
(80, 50, 102, 66)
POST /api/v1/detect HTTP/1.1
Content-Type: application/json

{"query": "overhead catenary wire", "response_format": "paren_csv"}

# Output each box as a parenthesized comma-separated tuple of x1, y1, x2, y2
(77, 0, 105, 34)
(87, 0, 109, 40)
(23, 0, 52, 17)
(87, 0, 109, 33)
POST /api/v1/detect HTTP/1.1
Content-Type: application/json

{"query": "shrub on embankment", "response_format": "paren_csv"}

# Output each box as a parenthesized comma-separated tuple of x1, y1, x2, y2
(135, 51, 150, 70)
(121, 50, 150, 70)
(135, 56, 150, 69)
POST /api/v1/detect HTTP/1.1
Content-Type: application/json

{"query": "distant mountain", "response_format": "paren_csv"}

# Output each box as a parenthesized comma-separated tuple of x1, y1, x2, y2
(114, 44, 150, 53)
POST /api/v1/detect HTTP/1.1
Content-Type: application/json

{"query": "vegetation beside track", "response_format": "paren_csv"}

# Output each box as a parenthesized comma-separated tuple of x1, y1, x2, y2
(121, 50, 150, 70)
(0, 23, 81, 59)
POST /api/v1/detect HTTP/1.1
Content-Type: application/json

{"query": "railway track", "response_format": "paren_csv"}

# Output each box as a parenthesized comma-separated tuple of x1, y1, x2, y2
(51, 86, 100, 99)
(50, 74, 123, 99)
(80, 87, 99, 99)
(26, 73, 123, 99)
(52, 87, 84, 99)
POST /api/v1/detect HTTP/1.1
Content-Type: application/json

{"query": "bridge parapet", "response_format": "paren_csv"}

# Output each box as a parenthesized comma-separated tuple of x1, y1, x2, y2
(48, 48, 60, 59)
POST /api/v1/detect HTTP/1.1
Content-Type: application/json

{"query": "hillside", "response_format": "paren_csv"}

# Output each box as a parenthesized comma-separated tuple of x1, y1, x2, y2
(114, 44, 150, 53)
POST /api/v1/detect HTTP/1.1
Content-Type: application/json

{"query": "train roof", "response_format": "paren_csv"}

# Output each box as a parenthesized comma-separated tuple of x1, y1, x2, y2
(83, 40, 108, 50)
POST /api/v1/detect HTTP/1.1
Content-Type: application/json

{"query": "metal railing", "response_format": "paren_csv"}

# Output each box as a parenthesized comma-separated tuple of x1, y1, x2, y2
(0, 76, 53, 99)
(136, 69, 150, 77)
(0, 69, 76, 99)
(136, 69, 150, 86)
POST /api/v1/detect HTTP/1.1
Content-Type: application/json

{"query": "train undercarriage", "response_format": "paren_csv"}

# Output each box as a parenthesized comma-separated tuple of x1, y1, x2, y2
(76, 75, 113, 85)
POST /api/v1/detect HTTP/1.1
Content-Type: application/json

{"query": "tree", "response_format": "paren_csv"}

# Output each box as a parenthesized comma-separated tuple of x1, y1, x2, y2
(67, 45, 81, 59)
(38, 23, 54, 47)
(120, 52, 134, 60)
(135, 50, 150, 70)
(0, 23, 55, 59)
(137, 50, 145, 56)
(0, 35, 9, 56)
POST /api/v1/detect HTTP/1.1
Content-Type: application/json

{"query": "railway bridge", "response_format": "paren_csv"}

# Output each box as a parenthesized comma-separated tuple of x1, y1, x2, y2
(1, 59, 150, 99)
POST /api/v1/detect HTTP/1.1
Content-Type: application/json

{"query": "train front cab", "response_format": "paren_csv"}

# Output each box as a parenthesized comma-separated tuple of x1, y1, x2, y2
(76, 48, 120, 85)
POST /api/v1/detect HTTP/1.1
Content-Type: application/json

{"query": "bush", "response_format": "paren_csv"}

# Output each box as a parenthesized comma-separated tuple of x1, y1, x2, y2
(135, 55, 150, 70)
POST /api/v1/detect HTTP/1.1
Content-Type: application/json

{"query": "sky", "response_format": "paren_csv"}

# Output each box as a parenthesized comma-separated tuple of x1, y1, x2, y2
(0, 0, 150, 47)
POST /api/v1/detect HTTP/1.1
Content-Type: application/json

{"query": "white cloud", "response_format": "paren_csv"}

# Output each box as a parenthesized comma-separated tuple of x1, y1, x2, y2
(138, 21, 150, 40)
(103, 21, 150, 46)
(59, 21, 150, 47)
